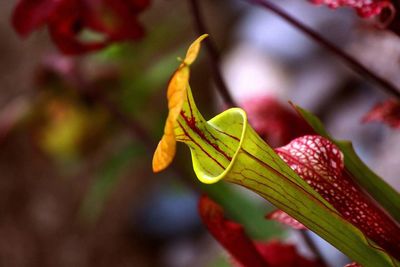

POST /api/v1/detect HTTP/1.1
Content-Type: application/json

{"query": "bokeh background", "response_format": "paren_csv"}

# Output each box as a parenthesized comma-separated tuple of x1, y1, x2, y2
(0, 0, 399, 266)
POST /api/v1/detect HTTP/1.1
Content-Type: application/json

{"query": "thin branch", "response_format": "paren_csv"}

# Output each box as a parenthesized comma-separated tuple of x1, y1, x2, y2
(244, 0, 400, 99)
(300, 230, 329, 267)
(188, 0, 237, 107)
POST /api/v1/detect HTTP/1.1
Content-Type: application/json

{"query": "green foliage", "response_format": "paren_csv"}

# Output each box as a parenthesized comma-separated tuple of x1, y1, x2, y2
(79, 143, 145, 223)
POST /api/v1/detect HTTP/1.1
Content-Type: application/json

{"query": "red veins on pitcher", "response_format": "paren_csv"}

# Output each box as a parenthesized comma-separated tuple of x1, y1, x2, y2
(12, 0, 150, 54)
(275, 135, 400, 261)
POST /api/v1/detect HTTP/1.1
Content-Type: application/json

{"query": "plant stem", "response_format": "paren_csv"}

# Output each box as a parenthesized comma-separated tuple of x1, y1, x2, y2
(244, 0, 400, 99)
(188, 0, 237, 107)
(300, 230, 329, 267)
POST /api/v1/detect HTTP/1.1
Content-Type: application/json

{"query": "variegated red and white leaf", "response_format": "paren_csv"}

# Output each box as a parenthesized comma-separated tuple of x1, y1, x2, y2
(276, 135, 400, 260)
(267, 210, 307, 230)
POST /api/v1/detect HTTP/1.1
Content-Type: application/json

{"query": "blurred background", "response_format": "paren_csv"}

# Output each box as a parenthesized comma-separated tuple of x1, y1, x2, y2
(0, 0, 400, 266)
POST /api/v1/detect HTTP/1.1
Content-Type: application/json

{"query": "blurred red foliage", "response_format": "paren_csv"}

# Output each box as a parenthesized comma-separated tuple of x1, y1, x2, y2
(199, 195, 320, 267)
(241, 96, 312, 148)
(309, 0, 394, 19)
(363, 99, 400, 129)
(12, 0, 150, 54)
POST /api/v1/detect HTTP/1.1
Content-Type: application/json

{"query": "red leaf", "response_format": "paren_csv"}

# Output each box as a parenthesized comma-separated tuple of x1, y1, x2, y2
(199, 196, 268, 267)
(127, 0, 150, 11)
(199, 196, 322, 267)
(363, 99, 400, 129)
(241, 97, 312, 147)
(387, 2, 400, 34)
(11, 0, 61, 36)
(344, 263, 362, 267)
(309, 0, 400, 34)
(309, 0, 395, 19)
(11, 0, 150, 54)
(86, 0, 146, 41)
(254, 241, 321, 267)
(276, 135, 400, 260)
(46, 0, 109, 55)
(267, 210, 307, 230)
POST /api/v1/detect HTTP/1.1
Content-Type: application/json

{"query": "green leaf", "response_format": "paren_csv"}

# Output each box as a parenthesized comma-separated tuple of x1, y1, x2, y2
(293, 104, 400, 223)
